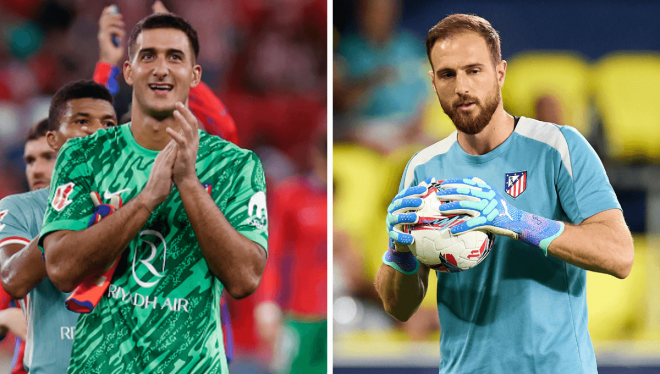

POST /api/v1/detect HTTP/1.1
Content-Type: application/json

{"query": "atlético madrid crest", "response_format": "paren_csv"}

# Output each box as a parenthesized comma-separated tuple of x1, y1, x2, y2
(505, 171, 527, 198)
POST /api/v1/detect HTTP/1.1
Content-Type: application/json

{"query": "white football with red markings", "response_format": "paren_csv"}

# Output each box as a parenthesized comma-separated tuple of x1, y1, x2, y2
(404, 181, 493, 273)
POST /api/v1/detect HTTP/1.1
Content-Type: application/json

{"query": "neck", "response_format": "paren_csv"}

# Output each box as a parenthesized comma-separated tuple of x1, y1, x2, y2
(130, 105, 182, 151)
(457, 103, 514, 156)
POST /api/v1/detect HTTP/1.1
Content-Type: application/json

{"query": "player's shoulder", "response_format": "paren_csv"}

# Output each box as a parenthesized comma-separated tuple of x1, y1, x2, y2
(0, 188, 49, 212)
(198, 130, 257, 161)
(408, 131, 459, 168)
(514, 116, 590, 154)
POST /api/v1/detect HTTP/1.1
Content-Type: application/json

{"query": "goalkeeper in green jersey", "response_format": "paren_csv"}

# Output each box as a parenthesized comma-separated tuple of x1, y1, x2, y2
(39, 13, 268, 374)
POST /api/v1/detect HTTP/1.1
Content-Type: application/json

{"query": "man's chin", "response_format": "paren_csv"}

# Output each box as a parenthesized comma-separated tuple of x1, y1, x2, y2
(147, 107, 176, 120)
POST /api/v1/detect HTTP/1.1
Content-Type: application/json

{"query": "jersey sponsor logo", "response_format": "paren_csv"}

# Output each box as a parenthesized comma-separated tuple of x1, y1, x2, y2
(132, 230, 167, 288)
(247, 191, 268, 230)
(61, 326, 76, 340)
(52, 182, 76, 212)
(104, 188, 131, 200)
(0, 210, 7, 232)
(505, 171, 527, 198)
(107, 284, 190, 312)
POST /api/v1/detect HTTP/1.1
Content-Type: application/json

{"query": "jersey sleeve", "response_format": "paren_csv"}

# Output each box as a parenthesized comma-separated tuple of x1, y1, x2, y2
(219, 151, 268, 254)
(556, 126, 621, 224)
(92, 61, 121, 95)
(0, 196, 32, 246)
(189, 81, 239, 145)
(38, 140, 96, 250)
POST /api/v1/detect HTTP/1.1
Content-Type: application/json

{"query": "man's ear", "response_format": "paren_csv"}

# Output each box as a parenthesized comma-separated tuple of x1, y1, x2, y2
(497, 60, 507, 88)
(124, 60, 133, 86)
(190, 64, 202, 88)
(428, 70, 438, 95)
(46, 131, 61, 152)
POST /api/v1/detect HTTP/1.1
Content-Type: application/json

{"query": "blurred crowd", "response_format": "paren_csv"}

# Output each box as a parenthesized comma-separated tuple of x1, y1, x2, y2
(0, 0, 327, 372)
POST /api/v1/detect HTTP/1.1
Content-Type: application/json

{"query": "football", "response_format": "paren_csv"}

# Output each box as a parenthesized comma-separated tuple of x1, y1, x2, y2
(404, 181, 494, 273)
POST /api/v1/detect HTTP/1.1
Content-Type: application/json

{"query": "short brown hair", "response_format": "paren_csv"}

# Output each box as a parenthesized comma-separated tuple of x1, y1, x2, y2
(128, 13, 199, 62)
(425, 14, 501, 69)
(26, 119, 49, 141)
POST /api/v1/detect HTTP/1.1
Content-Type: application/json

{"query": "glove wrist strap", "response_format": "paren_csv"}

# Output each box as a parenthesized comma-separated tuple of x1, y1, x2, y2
(518, 212, 565, 256)
(383, 242, 419, 275)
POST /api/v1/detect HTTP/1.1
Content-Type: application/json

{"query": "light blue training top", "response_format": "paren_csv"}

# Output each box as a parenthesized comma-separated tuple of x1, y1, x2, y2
(0, 187, 78, 374)
(396, 117, 620, 374)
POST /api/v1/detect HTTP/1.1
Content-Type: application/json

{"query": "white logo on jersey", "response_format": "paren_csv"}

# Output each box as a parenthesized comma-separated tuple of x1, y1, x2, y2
(247, 191, 268, 230)
(0, 210, 7, 233)
(52, 182, 76, 212)
(104, 188, 131, 200)
(132, 230, 167, 288)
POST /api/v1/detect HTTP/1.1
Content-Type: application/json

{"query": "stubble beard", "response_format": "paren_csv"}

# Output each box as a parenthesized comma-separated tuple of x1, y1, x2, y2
(440, 83, 501, 135)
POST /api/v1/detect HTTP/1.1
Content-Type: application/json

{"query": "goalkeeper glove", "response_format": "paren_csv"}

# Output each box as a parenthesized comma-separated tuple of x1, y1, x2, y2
(436, 177, 564, 255)
(383, 178, 437, 274)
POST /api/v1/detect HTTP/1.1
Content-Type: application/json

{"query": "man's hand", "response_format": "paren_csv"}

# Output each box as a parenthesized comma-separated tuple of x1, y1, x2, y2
(167, 102, 200, 186)
(98, 5, 125, 66)
(152, 0, 169, 14)
(139, 139, 177, 212)
(386, 177, 438, 248)
(383, 178, 438, 275)
(436, 177, 564, 255)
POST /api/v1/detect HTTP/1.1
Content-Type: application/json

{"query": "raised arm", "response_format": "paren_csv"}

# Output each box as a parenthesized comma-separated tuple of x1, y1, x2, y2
(42, 141, 177, 292)
(166, 102, 267, 299)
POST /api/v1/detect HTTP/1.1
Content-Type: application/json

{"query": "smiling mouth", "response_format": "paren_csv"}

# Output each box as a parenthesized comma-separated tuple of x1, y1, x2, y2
(149, 83, 173, 92)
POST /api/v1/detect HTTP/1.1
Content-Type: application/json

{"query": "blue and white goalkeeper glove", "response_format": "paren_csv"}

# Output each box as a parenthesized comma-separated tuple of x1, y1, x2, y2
(383, 178, 437, 274)
(436, 177, 564, 255)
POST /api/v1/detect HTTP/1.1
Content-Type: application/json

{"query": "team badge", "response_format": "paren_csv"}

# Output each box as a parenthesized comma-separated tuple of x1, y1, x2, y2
(505, 171, 527, 198)
(52, 182, 76, 212)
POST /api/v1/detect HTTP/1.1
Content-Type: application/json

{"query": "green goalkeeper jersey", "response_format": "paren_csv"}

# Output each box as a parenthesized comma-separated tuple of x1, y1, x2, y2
(40, 123, 268, 374)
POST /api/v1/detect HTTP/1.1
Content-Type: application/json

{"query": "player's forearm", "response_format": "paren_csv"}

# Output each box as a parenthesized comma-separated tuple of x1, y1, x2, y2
(375, 263, 429, 322)
(177, 178, 267, 299)
(43, 194, 153, 292)
(547, 209, 634, 279)
(0, 239, 47, 299)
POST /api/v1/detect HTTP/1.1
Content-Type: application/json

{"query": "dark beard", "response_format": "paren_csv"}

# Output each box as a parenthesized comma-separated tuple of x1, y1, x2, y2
(440, 87, 501, 135)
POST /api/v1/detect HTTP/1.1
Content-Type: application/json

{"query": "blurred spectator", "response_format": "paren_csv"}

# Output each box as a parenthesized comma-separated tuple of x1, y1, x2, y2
(335, 0, 428, 152)
(255, 133, 327, 374)
(23, 119, 54, 191)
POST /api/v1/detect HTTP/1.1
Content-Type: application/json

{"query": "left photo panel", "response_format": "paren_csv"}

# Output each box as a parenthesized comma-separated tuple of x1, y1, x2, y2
(0, 1, 328, 374)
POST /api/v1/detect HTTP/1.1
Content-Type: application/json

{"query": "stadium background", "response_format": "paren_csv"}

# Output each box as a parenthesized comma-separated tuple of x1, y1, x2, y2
(333, 0, 660, 373)
(0, 0, 326, 373)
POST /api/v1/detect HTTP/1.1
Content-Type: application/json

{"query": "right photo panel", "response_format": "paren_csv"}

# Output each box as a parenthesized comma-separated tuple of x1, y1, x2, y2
(333, 1, 660, 373)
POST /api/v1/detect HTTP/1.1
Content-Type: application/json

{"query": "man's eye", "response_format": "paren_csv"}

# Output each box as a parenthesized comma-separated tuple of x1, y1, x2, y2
(75, 119, 88, 125)
(104, 121, 117, 128)
(142, 53, 154, 60)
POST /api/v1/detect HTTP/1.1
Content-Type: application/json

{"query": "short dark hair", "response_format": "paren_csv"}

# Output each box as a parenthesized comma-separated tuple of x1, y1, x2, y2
(426, 14, 501, 69)
(26, 119, 49, 141)
(128, 13, 199, 62)
(48, 80, 114, 131)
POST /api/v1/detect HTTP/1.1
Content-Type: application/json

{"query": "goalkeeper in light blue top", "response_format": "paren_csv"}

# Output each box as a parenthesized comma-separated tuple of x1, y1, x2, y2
(376, 14, 634, 374)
